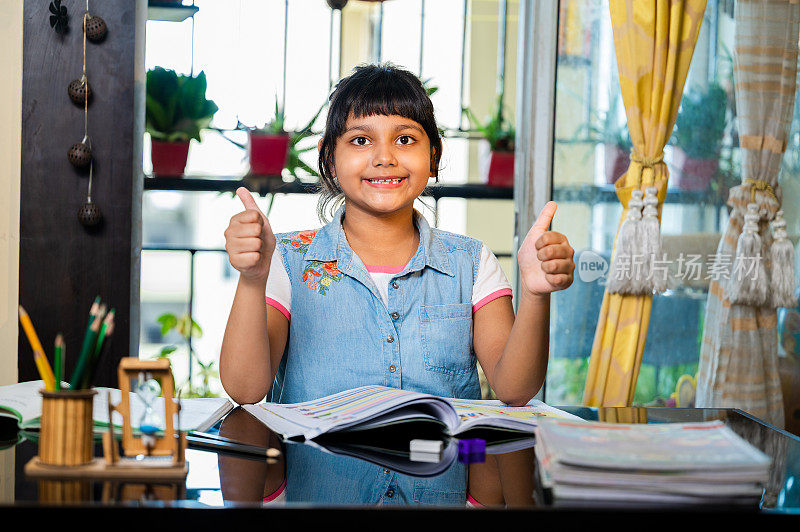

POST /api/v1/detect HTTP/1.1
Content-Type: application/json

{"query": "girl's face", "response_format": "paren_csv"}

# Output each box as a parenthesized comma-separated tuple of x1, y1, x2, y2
(331, 112, 432, 218)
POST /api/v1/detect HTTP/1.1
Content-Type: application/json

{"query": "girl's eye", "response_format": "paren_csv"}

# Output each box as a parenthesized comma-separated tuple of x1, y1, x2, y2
(351, 136, 370, 146)
(397, 135, 415, 145)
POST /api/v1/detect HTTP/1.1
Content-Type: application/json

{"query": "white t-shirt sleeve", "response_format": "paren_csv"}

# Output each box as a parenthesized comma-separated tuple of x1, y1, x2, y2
(471, 244, 513, 312)
(265, 247, 292, 320)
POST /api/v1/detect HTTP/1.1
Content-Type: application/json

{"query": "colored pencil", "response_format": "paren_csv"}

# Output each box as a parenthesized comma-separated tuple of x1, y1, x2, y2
(18, 306, 56, 391)
(70, 305, 105, 389)
(84, 309, 114, 389)
(87, 296, 101, 327)
(54, 334, 64, 391)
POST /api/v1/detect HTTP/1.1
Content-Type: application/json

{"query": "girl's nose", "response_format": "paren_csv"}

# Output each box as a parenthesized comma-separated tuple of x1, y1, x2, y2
(372, 141, 398, 167)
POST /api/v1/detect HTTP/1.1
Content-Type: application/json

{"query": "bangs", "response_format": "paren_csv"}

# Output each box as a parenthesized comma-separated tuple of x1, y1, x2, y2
(347, 76, 431, 127)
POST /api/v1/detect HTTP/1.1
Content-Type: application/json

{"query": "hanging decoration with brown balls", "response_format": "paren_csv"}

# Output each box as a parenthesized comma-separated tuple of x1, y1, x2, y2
(73, 0, 103, 228)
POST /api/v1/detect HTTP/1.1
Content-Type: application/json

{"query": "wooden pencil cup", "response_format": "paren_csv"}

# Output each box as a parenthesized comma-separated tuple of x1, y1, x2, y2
(38, 389, 96, 466)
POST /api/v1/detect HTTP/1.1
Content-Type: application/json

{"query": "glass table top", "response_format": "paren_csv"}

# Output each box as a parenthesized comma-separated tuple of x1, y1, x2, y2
(3, 405, 800, 512)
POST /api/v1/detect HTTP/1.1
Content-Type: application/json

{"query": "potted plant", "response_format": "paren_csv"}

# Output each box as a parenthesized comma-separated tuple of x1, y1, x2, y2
(246, 100, 291, 177)
(146, 67, 218, 177)
(225, 101, 325, 179)
(671, 82, 728, 191)
(464, 92, 515, 187)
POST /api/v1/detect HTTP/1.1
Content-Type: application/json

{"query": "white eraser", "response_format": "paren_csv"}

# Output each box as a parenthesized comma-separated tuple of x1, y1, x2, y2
(410, 439, 443, 454)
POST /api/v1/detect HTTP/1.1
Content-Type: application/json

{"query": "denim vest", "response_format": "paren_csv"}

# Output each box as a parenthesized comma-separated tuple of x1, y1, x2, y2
(269, 206, 482, 505)
(271, 205, 483, 404)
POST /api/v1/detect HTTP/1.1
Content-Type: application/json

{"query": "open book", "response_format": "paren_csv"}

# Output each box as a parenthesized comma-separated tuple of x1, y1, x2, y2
(242, 385, 580, 441)
(0, 380, 233, 434)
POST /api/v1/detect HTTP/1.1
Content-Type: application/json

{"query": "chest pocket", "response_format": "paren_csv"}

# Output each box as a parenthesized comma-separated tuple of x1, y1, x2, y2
(419, 303, 473, 375)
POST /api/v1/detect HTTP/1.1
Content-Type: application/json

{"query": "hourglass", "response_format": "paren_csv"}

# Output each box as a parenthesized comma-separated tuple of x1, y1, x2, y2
(136, 374, 162, 452)
(100, 357, 187, 477)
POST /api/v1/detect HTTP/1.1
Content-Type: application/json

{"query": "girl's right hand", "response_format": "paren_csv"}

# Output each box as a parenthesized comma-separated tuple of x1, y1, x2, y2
(224, 187, 277, 282)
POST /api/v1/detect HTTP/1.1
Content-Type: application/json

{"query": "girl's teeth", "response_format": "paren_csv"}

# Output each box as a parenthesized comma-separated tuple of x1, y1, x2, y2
(369, 178, 403, 183)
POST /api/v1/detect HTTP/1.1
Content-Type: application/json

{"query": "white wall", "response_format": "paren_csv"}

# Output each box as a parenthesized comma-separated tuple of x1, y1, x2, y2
(0, 0, 22, 386)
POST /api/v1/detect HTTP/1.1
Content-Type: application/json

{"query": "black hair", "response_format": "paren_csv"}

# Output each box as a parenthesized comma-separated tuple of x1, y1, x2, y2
(317, 62, 443, 222)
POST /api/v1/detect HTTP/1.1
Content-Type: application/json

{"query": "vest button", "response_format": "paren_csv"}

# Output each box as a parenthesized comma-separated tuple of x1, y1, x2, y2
(391, 312, 399, 320)
(386, 489, 394, 498)
(387, 336, 394, 343)
(389, 365, 396, 373)
(392, 282, 399, 289)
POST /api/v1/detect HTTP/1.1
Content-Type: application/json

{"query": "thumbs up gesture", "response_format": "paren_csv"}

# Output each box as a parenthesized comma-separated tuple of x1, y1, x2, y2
(224, 187, 277, 282)
(517, 201, 575, 298)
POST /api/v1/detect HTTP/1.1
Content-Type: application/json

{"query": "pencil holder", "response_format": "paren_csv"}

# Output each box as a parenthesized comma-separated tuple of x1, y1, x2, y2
(38, 389, 96, 466)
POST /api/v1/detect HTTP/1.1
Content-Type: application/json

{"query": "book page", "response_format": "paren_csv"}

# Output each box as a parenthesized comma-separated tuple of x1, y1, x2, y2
(243, 385, 458, 440)
(0, 380, 47, 424)
(448, 398, 582, 435)
(90, 389, 233, 433)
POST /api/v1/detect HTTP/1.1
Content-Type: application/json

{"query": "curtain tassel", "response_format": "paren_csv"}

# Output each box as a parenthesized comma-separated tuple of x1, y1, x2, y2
(728, 203, 768, 306)
(607, 189, 643, 294)
(641, 186, 666, 293)
(769, 210, 797, 308)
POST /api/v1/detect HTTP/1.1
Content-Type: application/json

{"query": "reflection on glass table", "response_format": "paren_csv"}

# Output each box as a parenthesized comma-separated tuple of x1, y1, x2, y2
(3, 405, 800, 512)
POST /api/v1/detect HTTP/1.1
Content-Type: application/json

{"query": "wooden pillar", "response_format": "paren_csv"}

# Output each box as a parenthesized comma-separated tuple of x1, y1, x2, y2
(19, 0, 142, 387)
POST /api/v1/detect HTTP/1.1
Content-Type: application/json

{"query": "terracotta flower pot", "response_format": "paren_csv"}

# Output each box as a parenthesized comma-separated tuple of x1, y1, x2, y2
(485, 150, 515, 187)
(151, 139, 190, 177)
(604, 143, 629, 184)
(248, 132, 290, 176)
(670, 146, 718, 191)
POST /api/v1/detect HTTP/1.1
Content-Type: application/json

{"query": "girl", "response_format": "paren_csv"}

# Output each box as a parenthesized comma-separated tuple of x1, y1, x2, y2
(220, 63, 574, 505)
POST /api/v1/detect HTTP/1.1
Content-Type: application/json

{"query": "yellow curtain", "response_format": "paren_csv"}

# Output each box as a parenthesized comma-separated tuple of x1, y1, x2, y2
(582, 0, 706, 406)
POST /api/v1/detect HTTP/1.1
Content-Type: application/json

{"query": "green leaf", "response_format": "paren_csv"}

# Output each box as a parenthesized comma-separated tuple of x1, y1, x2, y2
(157, 346, 177, 358)
(157, 313, 178, 336)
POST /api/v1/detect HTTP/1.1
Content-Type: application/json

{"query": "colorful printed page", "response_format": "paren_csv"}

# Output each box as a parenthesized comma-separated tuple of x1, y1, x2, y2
(447, 398, 582, 435)
(242, 385, 459, 440)
(535, 419, 771, 473)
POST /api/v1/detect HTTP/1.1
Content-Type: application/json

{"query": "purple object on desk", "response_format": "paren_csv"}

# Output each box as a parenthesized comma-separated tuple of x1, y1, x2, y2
(457, 438, 486, 464)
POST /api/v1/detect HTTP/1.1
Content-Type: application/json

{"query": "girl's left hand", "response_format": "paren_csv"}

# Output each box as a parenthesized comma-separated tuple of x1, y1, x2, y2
(517, 201, 575, 298)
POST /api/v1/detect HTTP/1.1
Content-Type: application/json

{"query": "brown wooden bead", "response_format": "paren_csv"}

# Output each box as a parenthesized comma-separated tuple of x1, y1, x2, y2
(68, 142, 92, 168)
(77, 201, 102, 227)
(84, 15, 107, 42)
(68, 78, 92, 105)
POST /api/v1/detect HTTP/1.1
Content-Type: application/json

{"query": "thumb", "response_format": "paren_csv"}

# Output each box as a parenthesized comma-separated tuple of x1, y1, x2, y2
(532, 201, 557, 232)
(236, 187, 261, 212)
(236, 186, 270, 222)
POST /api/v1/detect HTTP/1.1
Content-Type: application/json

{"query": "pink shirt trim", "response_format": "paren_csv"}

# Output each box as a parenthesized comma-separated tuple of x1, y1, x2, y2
(466, 493, 485, 507)
(472, 288, 512, 313)
(266, 297, 291, 322)
(263, 479, 286, 502)
(364, 264, 406, 274)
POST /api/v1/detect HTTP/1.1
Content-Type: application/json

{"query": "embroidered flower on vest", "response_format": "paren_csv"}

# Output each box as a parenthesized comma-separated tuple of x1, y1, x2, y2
(283, 230, 317, 254)
(282, 230, 342, 295)
(302, 261, 342, 294)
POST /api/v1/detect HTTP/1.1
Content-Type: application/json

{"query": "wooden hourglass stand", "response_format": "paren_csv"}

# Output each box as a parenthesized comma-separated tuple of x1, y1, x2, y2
(25, 358, 187, 481)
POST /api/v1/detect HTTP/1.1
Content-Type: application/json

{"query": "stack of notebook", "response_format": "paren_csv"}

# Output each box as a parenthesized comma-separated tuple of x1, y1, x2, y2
(534, 418, 771, 507)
